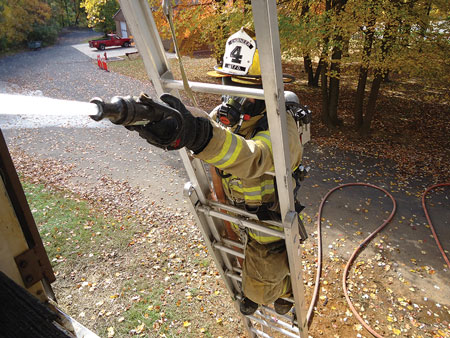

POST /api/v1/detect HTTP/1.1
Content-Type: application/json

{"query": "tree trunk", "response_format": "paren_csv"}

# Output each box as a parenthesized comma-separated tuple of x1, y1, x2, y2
(313, 59, 323, 86)
(74, 11, 80, 26)
(360, 24, 396, 134)
(303, 55, 316, 86)
(300, 1, 320, 87)
(354, 67, 368, 128)
(361, 72, 383, 135)
(328, 43, 342, 125)
(74, 0, 81, 25)
(321, 62, 331, 126)
(63, 0, 70, 27)
(354, 19, 375, 128)
(320, 0, 346, 127)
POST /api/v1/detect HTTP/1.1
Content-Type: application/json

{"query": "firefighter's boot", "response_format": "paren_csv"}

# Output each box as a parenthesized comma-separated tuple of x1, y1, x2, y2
(239, 297, 258, 316)
(274, 298, 293, 315)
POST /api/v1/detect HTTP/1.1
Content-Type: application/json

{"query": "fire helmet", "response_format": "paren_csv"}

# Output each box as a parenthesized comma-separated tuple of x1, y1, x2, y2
(207, 27, 295, 85)
(209, 28, 295, 131)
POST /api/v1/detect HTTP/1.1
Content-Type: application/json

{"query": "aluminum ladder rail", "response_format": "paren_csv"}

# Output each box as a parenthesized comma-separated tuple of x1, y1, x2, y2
(118, 0, 308, 337)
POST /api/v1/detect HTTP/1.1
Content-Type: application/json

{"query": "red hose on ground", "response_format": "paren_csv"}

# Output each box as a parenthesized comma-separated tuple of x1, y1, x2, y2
(307, 183, 396, 335)
(309, 182, 449, 337)
(422, 183, 450, 270)
(341, 184, 396, 338)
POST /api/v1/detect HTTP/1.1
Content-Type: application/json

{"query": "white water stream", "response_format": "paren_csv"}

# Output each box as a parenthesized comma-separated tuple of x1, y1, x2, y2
(0, 94, 98, 116)
(0, 93, 106, 129)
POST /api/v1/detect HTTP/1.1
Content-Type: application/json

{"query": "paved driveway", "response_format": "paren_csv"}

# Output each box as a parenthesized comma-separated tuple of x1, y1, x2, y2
(71, 31, 175, 61)
(72, 42, 138, 60)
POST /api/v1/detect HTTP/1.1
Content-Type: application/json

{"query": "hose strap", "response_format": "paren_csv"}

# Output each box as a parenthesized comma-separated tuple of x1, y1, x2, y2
(162, 0, 198, 107)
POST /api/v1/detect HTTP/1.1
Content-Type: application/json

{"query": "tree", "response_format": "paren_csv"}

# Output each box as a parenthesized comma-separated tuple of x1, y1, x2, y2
(320, 0, 348, 128)
(200, 0, 253, 60)
(279, 0, 354, 127)
(279, 0, 449, 135)
(351, 0, 450, 134)
(147, 0, 253, 58)
(279, 0, 326, 87)
(52, 0, 86, 27)
(300, 1, 323, 88)
(81, 0, 119, 34)
(0, 0, 52, 49)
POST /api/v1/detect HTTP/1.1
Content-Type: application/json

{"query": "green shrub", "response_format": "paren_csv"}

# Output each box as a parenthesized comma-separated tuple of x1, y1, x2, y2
(27, 23, 60, 46)
(0, 36, 8, 52)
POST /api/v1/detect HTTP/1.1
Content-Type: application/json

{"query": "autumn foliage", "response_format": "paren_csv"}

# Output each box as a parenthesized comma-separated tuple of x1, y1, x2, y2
(0, 0, 88, 51)
(147, 0, 253, 60)
(281, 0, 450, 133)
(0, 0, 51, 48)
(81, 0, 119, 33)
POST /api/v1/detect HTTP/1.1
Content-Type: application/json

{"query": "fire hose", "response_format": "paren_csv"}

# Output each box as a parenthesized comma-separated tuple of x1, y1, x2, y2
(422, 183, 450, 270)
(309, 182, 449, 337)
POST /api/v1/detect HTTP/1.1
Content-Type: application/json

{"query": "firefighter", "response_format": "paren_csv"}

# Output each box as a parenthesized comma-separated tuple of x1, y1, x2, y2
(128, 28, 303, 316)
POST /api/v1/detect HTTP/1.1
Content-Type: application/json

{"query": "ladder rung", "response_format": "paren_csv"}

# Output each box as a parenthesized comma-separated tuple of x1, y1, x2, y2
(208, 200, 260, 219)
(255, 309, 299, 334)
(248, 315, 300, 338)
(250, 328, 272, 338)
(222, 238, 245, 250)
(235, 295, 299, 332)
(197, 206, 285, 239)
(161, 79, 265, 99)
(207, 200, 284, 228)
(233, 266, 242, 274)
(226, 271, 242, 282)
(214, 243, 245, 259)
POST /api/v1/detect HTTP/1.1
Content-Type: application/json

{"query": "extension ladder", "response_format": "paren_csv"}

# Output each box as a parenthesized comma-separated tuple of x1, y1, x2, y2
(118, 1, 309, 336)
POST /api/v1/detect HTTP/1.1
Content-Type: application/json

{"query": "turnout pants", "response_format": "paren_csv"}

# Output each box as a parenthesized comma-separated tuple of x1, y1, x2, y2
(242, 239, 291, 305)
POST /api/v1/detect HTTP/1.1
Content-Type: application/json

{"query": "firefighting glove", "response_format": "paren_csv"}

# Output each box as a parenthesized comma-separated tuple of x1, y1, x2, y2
(128, 93, 213, 153)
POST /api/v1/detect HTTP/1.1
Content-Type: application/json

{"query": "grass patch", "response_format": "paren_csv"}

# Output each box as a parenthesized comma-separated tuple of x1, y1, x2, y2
(22, 180, 133, 268)
(192, 256, 211, 269)
(21, 180, 211, 337)
(107, 280, 204, 337)
(118, 287, 172, 336)
(107, 55, 219, 111)
(108, 58, 150, 83)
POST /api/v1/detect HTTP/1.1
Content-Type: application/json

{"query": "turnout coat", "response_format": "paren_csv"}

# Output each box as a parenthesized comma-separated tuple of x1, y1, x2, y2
(194, 108, 303, 305)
